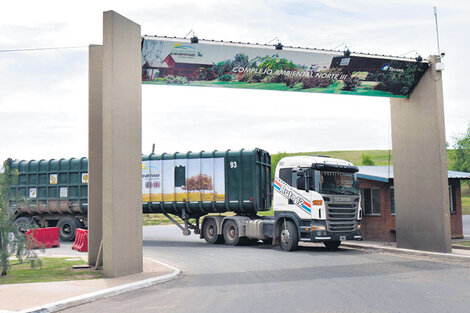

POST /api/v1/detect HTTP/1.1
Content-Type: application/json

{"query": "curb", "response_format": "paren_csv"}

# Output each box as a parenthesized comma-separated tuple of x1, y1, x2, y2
(452, 245, 470, 251)
(11, 258, 181, 313)
(342, 242, 470, 262)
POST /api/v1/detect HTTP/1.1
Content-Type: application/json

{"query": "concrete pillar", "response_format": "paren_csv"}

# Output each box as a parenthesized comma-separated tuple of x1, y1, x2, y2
(88, 44, 103, 266)
(390, 55, 451, 253)
(102, 11, 143, 277)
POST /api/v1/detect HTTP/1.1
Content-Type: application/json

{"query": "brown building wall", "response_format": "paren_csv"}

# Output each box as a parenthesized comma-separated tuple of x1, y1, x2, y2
(450, 180, 463, 239)
(358, 179, 396, 242)
(359, 178, 463, 242)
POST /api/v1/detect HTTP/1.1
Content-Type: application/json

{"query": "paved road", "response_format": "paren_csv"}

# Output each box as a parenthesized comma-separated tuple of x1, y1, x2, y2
(463, 215, 470, 236)
(61, 225, 470, 313)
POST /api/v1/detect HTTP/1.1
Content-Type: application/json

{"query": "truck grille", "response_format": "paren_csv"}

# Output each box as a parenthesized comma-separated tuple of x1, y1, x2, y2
(326, 204, 357, 232)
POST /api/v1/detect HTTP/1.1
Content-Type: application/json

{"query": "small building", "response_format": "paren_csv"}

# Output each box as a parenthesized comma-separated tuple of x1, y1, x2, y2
(357, 166, 470, 242)
(142, 53, 213, 80)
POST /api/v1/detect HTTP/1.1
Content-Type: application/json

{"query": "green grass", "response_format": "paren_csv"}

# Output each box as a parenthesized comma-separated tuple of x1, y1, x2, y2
(144, 80, 406, 98)
(143, 214, 183, 226)
(272, 149, 457, 167)
(0, 258, 102, 285)
(462, 187, 470, 215)
(454, 241, 470, 247)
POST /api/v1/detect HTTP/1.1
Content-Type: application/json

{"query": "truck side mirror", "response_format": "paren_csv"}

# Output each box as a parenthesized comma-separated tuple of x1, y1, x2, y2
(296, 173, 308, 191)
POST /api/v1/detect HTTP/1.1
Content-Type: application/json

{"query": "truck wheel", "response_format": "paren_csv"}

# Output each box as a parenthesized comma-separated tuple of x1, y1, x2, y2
(324, 240, 341, 250)
(223, 220, 246, 246)
(57, 217, 82, 242)
(14, 217, 37, 234)
(203, 219, 224, 244)
(280, 220, 299, 252)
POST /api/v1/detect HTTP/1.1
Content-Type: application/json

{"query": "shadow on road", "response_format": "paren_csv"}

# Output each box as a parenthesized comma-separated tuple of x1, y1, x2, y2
(143, 239, 364, 255)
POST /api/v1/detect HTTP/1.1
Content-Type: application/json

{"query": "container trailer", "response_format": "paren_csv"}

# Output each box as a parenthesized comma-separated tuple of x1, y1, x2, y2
(6, 148, 362, 250)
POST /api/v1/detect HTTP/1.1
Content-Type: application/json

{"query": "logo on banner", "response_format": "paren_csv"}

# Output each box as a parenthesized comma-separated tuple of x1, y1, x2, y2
(273, 179, 312, 213)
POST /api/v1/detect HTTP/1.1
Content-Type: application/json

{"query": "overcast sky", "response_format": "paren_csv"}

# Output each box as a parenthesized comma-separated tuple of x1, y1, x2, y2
(1, 0, 469, 162)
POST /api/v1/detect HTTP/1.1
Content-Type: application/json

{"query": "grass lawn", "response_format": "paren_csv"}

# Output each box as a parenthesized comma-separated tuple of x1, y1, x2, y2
(462, 187, 470, 215)
(143, 210, 275, 226)
(0, 258, 102, 285)
(454, 241, 470, 247)
(143, 214, 183, 226)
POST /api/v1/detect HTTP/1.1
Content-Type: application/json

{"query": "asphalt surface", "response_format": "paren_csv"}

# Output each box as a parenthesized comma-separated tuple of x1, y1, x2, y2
(60, 225, 470, 313)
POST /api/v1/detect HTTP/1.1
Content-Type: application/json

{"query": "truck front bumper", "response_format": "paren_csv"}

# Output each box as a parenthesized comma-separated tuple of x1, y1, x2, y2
(299, 220, 362, 242)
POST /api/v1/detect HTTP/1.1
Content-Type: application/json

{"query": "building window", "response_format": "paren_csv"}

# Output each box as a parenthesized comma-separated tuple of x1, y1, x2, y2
(391, 187, 395, 215)
(449, 185, 456, 214)
(360, 188, 381, 215)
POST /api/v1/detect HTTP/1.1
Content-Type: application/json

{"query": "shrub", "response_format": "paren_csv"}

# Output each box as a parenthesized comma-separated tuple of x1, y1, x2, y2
(164, 75, 188, 85)
(218, 74, 232, 82)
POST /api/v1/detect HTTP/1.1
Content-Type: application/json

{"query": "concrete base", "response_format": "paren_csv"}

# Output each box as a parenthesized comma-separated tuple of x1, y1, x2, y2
(390, 55, 451, 253)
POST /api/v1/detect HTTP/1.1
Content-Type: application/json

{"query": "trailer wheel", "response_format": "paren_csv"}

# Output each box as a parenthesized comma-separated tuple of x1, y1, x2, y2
(14, 217, 37, 234)
(324, 240, 341, 250)
(280, 220, 299, 252)
(203, 219, 224, 244)
(223, 220, 246, 246)
(57, 217, 82, 242)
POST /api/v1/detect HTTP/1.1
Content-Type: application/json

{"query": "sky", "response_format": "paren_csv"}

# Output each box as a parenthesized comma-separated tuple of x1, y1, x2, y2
(1, 0, 469, 162)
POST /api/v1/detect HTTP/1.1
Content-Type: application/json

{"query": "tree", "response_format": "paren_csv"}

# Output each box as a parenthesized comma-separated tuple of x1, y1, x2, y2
(182, 174, 214, 193)
(0, 161, 41, 276)
(361, 154, 375, 166)
(452, 123, 470, 189)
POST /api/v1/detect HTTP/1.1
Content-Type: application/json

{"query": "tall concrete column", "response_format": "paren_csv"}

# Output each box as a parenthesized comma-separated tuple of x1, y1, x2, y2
(102, 11, 143, 277)
(88, 44, 103, 266)
(390, 55, 451, 253)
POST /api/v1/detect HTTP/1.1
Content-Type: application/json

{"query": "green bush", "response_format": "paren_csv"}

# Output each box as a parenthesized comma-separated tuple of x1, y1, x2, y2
(163, 75, 188, 85)
(361, 154, 375, 165)
(218, 74, 232, 82)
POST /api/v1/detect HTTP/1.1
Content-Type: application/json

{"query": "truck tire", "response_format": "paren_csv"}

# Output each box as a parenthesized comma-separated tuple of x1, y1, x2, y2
(223, 219, 247, 246)
(324, 240, 341, 250)
(280, 220, 299, 252)
(57, 217, 82, 242)
(14, 217, 37, 234)
(203, 218, 224, 244)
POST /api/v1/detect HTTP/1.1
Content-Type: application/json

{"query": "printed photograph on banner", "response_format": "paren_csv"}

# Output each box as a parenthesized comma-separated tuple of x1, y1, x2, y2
(141, 38, 428, 98)
(141, 158, 225, 203)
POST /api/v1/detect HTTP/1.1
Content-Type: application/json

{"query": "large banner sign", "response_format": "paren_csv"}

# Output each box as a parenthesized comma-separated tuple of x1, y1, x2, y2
(141, 37, 428, 98)
(141, 158, 225, 202)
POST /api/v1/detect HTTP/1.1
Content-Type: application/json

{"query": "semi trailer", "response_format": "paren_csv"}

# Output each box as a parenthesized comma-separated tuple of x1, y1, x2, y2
(6, 148, 362, 250)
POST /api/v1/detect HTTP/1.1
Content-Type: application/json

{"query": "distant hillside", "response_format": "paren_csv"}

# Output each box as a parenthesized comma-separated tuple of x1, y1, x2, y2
(271, 150, 457, 177)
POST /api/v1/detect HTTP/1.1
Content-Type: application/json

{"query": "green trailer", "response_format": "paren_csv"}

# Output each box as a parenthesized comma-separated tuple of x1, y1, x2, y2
(7, 148, 271, 241)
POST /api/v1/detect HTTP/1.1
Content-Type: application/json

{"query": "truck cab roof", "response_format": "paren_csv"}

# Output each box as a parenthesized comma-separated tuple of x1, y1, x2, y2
(276, 155, 354, 172)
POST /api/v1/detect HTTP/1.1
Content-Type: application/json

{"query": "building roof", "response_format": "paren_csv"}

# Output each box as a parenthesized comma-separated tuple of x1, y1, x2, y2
(357, 166, 470, 183)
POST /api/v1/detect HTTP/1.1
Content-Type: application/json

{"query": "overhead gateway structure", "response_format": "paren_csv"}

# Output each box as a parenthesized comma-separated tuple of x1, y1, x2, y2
(89, 11, 449, 277)
(141, 36, 428, 98)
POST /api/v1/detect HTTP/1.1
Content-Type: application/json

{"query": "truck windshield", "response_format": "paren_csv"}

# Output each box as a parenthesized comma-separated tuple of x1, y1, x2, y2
(318, 171, 358, 195)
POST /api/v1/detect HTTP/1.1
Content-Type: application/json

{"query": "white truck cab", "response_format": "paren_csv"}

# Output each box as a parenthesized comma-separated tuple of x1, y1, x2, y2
(272, 155, 362, 251)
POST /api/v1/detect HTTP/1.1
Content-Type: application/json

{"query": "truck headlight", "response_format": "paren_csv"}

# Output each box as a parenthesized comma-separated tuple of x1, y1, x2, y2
(311, 225, 326, 231)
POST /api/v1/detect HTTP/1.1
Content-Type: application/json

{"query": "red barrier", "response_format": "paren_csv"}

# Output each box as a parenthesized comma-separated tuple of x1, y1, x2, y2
(72, 229, 88, 252)
(26, 227, 60, 249)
